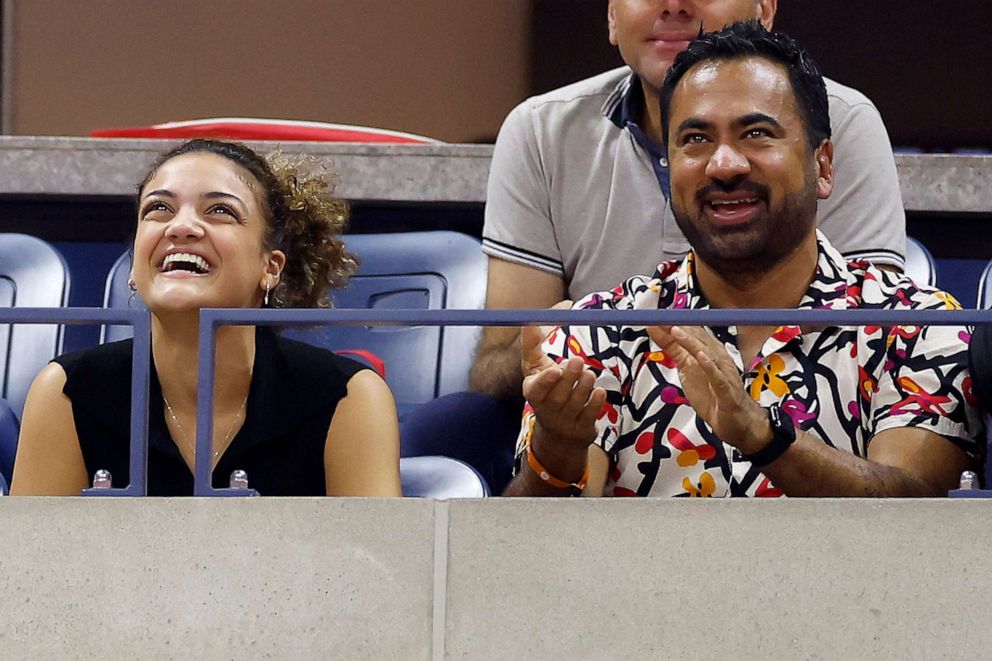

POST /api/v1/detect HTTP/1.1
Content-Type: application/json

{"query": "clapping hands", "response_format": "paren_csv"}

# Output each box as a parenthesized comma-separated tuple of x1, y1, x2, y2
(647, 325, 768, 452)
(520, 321, 606, 456)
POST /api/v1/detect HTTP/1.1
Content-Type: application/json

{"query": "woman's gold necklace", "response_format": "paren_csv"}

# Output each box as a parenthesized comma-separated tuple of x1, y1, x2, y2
(162, 391, 249, 462)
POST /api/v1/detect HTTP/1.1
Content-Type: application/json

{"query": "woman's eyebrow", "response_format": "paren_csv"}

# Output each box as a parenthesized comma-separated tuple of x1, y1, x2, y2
(142, 189, 174, 199)
(203, 191, 248, 209)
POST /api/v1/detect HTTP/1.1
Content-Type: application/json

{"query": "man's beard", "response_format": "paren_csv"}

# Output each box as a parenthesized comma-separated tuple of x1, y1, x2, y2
(671, 173, 819, 279)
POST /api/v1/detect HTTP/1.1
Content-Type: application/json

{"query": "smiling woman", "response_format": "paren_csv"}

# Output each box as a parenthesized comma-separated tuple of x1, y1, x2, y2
(11, 139, 402, 497)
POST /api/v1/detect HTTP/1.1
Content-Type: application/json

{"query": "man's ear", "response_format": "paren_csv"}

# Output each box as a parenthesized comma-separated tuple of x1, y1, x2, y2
(814, 139, 834, 200)
(607, 1, 618, 46)
(758, 0, 778, 29)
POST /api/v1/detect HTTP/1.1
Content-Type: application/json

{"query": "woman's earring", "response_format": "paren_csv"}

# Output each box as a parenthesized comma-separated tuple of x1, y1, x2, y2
(127, 279, 137, 307)
(263, 281, 270, 307)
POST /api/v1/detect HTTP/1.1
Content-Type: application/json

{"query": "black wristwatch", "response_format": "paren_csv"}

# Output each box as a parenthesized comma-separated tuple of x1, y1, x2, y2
(740, 405, 796, 467)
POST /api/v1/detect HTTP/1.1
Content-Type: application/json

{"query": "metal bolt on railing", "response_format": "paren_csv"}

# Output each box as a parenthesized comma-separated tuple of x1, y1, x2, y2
(91, 469, 113, 489)
(959, 471, 978, 490)
(229, 470, 249, 490)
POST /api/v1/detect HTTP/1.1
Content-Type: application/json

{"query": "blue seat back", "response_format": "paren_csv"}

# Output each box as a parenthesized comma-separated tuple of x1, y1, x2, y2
(287, 231, 487, 403)
(905, 236, 937, 288)
(101, 250, 143, 344)
(102, 231, 487, 404)
(977, 259, 992, 310)
(400, 456, 489, 497)
(0, 396, 19, 488)
(0, 234, 70, 418)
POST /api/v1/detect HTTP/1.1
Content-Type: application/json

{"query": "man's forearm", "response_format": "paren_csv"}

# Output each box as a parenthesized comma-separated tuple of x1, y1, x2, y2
(469, 329, 523, 399)
(758, 432, 941, 497)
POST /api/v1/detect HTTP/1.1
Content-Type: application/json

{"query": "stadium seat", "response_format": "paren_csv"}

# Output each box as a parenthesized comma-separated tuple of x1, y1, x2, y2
(905, 236, 937, 288)
(100, 250, 142, 344)
(399, 456, 489, 498)
(0, 233, 71, 419)
(297, 231, 487, 405)
(102, 231, 487, 406)
(977, 259, 992, 310)
(0, 396, 19, 490)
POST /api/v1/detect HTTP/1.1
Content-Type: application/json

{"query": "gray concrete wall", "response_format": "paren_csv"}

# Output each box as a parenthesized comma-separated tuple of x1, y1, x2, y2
(0, 137, 985, 212)
(446, 499, 991, 660)
(1, 497, 990, 659)
(0, 498, 436, 660)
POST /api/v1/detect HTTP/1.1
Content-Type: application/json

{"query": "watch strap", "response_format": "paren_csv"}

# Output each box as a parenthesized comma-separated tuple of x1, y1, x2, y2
(740, 405, 796, 467)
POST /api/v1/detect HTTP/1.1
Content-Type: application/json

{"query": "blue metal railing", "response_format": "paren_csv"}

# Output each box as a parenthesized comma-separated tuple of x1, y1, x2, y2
(2, 306, 990, 496)
(0, 307, 151, 496)
(194, 307, 992, 496)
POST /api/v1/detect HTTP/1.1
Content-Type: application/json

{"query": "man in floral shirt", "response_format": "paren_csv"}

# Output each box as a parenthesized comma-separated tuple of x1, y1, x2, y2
(504, 22, 983, 498)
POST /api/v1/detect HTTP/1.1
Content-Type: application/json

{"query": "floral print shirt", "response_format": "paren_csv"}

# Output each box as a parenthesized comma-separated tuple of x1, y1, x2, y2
(516, 232, 983, 497)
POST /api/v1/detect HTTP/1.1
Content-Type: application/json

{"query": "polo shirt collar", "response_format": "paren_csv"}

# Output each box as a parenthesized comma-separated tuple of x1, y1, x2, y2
(603, 70, 635, 128)
(603, 70, 655, 141)
(603, 70, 670, 201)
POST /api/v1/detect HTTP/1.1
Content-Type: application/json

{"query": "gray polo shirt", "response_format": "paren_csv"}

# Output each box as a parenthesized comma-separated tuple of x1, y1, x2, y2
(482, 67, 906, 300)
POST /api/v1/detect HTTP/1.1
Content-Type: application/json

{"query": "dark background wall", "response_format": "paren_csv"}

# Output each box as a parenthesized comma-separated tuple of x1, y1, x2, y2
(6, 0, 531, 143)
(7, 0, 990, 149)
(532, 0, 992, 150)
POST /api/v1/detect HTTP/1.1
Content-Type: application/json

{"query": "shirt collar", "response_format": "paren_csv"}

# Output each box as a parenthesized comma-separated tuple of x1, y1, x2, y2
(796, 230, 857, 312)
(603, 70, 653, 133)
(639, 232, 857, 350)
(651, 230, 854, 312)
(670, 251, 710, 310)
(603, 70, 635, 128)
(635, 251, 711, 313)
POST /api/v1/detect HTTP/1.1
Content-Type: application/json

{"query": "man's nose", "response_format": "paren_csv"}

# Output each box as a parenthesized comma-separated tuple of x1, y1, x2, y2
(704, 143, 751, 181)
(659, 0, 696, 19)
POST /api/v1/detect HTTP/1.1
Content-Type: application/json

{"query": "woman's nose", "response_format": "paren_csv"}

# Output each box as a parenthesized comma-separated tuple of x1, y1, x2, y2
(165, 209, 206, 240)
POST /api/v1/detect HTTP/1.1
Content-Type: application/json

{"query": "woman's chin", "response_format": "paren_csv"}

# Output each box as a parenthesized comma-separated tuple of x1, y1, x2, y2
(145, 292, 204, 316)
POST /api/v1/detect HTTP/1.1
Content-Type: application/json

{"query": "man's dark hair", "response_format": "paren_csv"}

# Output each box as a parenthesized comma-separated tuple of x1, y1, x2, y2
(660, 20, 831, 152)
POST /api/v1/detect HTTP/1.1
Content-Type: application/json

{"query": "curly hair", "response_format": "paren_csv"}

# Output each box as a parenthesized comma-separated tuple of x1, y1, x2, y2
(137, 138, 357, 308)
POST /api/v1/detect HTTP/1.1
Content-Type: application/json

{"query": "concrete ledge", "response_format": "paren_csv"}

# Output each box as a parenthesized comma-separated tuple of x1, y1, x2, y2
(445, 499, 992, 660)
(0, 498, 435, 660)
(897, 153, 992, 213)
(0, 136, 491, 203)
(2, 497, 991, 659)
(0, 137, 986, 212)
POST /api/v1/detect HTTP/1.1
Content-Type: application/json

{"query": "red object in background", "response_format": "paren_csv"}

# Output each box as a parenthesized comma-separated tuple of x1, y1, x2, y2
(90, 117, 440, 144)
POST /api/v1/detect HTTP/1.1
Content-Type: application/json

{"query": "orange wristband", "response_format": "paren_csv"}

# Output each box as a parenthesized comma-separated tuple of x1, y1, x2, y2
(525, 443, 589, 491)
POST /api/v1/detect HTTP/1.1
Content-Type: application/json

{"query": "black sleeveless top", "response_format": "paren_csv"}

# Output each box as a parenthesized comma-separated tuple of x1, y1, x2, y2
(54, 327, 368, 496)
